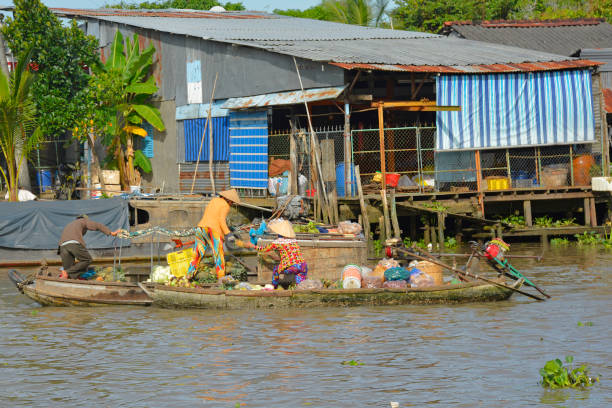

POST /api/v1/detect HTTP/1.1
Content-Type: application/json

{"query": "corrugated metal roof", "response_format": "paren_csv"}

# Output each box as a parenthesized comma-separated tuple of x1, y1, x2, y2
(604, 88, 612, 113)
(34, 8, 601, 73)
(331, 59, 602, 74)
(222, 85, 347, 109)
(51, 8, 435, 41)
(580, 48, 612, 72)
(442, 19, 612, 56)
(240, 37, 593, 70)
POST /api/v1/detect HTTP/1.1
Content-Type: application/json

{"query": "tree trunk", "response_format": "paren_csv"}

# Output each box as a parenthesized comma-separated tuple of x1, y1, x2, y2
(126, 136, 135, 186)
(0, 18, 10, 78)
(87, 133, 105, 193)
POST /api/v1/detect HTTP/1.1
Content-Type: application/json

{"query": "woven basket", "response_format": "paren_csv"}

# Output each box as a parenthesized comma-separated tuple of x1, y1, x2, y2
(416, 261, 443, 285)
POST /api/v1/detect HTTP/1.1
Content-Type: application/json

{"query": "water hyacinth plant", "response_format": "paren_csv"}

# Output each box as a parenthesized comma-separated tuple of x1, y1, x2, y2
(540, 356, 598, 389)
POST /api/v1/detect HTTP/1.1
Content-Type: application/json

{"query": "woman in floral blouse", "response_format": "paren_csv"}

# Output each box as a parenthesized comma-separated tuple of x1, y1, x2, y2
(246, 219, 307, 288)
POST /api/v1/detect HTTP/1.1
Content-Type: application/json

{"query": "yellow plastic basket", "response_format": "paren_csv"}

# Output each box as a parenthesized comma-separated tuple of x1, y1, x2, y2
(166, 248, 194, 278)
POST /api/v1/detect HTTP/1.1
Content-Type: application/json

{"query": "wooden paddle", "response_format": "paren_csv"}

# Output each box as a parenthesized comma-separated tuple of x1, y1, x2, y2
(396, 247, 546, 301)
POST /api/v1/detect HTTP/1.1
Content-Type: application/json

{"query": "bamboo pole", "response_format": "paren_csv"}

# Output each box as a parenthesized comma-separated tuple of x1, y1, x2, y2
(293, 57, 331, 222)
(190, 73, 218, 194)
(208, 72, 219, 194)
(390, 189, 401, 239)
(378, 104, 387, 190)
(380, 190, 392, 240)
(355, 165, 370, 242)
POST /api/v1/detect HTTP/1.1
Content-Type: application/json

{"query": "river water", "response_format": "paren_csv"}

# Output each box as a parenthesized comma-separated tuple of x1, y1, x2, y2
(1, 244, 610, 407)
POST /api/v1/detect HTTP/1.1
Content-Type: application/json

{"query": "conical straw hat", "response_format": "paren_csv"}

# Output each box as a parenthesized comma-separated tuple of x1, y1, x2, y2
(219, 189, 240, 204)
(268, 219, 295, 238)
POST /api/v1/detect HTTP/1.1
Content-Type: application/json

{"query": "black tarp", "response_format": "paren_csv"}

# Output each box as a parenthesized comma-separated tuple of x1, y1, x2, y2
(0, 199, 130, 249)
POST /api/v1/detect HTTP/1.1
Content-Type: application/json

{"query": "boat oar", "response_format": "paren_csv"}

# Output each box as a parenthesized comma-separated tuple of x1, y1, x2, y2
(487, 256, 551, 298)
(396, 247, 545, 301)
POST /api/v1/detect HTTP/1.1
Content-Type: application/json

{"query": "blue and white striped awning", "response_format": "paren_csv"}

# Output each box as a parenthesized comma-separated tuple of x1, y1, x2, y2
(229, 110, 268, 189)
(436, 69, 596, 151)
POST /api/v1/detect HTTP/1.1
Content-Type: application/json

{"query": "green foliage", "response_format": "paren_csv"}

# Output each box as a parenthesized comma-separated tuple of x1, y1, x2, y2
(133, 150, 152, 173)
(106, 0, 244, 10)
(393, 0, 612, 33)
(276, 1, 391, 27)
(534, 216, 576, 228)
(499, 214, 526, 228)
(540, 356, 598, 389)
(2, 0, 99, 138)
(293, 221, 319, 233)
(341, 359, 364, 366)
(577, 321, 594, 327)
(373, 239, 383, 256)
(79, 30, 165, 187)
(422, 201, 447, 212)
(575, 231, 602, 246)
(550, 237, 570, 246)
(0, 47, 42, 201)
(445, 237, 457, 248)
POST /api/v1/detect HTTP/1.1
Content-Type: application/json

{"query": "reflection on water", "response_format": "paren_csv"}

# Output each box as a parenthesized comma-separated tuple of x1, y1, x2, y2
(1, 244, 611, 407)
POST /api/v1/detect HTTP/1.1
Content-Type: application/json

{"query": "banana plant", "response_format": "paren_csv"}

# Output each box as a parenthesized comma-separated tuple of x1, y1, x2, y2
(0, 47, 42, 201)
(76, 30, 165, 189)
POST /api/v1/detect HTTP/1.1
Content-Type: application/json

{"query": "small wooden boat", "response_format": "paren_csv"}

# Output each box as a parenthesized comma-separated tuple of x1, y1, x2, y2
(9, 269, 152, 307)
(139, 278, 522, 309)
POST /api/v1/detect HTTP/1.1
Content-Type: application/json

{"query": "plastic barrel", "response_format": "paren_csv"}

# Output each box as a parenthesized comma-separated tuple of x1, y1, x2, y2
(335, 163, 356, 197)
(342, 265, 362, 289)
(37, 170, 52, 192)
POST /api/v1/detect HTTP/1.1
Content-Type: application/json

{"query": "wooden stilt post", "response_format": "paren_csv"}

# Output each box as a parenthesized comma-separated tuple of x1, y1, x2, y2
(430, 217, 437, 249)
(437, 212, 445, 250)
(523, 200, 533, 227)
(424, 220, 430, 247)
(289, 114, 298, 195)
(380, 190, 392, 240)
(390, 189, 401, 239)
(355, 165, 370, 242)
(454, 218, 463, 245)
(590, 198, 597, 226)
(379, 216, 386, 242)
(378, 104, 387, 191)
(584, 197, 591, 226)
(409, 216, 417, 240)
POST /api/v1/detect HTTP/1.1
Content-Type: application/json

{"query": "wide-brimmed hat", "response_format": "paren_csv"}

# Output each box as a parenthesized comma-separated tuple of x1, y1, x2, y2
(268, 219, 295, 238)
(219, 189, 241, 204)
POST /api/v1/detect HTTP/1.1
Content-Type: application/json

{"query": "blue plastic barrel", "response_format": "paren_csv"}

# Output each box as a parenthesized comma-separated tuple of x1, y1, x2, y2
(335, 163, 356, 197)
(37, 170, 52, 192)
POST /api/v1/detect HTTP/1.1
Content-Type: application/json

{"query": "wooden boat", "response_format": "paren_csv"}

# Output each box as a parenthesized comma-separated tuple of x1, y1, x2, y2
(9, 269, 152, 307)
(138, 278, 522, 309)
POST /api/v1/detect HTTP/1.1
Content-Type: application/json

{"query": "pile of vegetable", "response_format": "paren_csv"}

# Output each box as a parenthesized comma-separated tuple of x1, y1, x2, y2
(293, 221, 319, 233)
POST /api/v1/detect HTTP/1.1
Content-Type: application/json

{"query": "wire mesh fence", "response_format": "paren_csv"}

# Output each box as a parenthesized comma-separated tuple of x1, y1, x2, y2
(351, 126, 602, 193)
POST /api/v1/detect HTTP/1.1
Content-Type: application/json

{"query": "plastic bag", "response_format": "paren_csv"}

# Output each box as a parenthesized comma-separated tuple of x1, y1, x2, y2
(384, 267, 411, 282)
(362, 276, 383, 288)
(377, 258, 399, 270)
(410, 271, 435, 288)
(236, 282, 253, 290)
(338, 221, 362, 235)
(360, 266, 373, 278)
(397, 174, 416, 187)
(383, 280, 408, 289)
(296, 279, 324, 290)
(151, 265, 173, 283)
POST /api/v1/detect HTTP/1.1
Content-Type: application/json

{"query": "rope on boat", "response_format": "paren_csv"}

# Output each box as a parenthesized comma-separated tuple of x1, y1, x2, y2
(116, 227, 199, 239)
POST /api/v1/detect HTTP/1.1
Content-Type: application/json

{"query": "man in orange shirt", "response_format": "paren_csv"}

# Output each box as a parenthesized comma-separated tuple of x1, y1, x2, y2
(187, 189, 241, 279)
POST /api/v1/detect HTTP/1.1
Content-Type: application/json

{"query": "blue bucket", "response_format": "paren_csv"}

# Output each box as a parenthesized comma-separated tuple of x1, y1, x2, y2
(335, 163, 356, 197)
(37, 170, 52, 192)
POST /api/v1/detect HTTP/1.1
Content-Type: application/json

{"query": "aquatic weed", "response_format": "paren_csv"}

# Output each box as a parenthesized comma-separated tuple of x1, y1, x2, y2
(341, 360, 364, 366)
(550, 237, 570, 246)
(540, 356, 598, 389)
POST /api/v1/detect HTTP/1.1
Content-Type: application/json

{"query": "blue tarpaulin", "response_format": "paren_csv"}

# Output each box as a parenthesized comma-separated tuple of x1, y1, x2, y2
(0, 199, 129, 249)
(229, 110, 268, 189)
(436, 69, 596, 151)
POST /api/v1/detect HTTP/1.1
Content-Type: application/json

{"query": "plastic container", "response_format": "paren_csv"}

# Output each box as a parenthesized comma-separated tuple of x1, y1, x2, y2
(486, 177, 509, 190)
(335, 163, 356, 197)
(101, 169, 120, 185)
(541, 165, 568, 188)
(91, 183, 102, 199)
(415, 261, 443, 286)
(362, 276, 383, 288)
(166, 248, 194, 278)
(572, 155, 595, 186)
(37, 170, 53, 192)
(385, 173, 401, 187)
(342, 264, 362, 289)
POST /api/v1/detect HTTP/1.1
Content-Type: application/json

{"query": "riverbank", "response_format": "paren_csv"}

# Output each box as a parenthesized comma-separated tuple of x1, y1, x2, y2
(1, 244, 610, 407)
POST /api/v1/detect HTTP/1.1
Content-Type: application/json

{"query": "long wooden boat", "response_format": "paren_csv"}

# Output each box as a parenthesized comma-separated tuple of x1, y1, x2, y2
(9, 270, 152, 307)
(139, 278, 522, 309)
